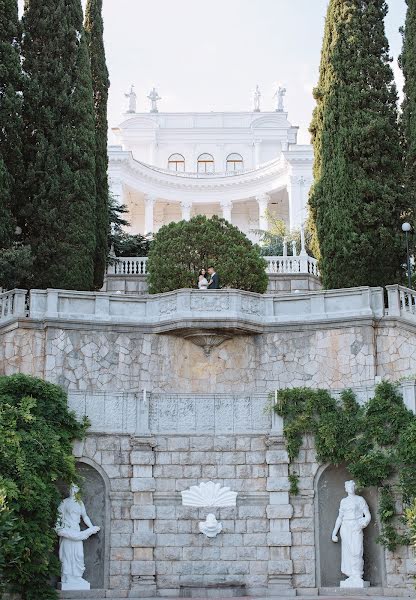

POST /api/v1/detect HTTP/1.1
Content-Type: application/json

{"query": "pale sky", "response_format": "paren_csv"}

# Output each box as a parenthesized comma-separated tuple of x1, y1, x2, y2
(19, 0, 407, 144)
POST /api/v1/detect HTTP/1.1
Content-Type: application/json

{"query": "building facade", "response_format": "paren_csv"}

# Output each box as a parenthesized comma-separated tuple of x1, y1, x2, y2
(108, 95, 313, 240)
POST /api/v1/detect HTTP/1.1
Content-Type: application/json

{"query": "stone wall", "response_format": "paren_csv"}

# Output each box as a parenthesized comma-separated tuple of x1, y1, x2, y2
(71, 429, 415, 597)
(0, 323, 382, 393)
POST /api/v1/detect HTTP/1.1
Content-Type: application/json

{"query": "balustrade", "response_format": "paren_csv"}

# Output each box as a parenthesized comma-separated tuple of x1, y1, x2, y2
(108, 254, 319, 277)
(0, 289, 27, 321)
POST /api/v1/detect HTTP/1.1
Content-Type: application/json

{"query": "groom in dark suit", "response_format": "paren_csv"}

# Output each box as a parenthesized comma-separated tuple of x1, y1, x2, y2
(207, 266, 219, 289)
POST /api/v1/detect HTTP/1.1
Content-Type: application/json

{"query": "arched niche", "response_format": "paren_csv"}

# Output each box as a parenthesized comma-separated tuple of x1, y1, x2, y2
(315, 464, 385, 588)
(75, 459, 110, 589)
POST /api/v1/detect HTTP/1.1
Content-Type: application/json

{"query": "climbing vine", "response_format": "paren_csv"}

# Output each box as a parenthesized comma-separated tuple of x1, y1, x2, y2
(0, 374, 88, 600)
(272, 381, 416, 551)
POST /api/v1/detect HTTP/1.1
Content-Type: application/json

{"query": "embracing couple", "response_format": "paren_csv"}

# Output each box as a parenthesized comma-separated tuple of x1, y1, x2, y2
(198, 266, 219, 290)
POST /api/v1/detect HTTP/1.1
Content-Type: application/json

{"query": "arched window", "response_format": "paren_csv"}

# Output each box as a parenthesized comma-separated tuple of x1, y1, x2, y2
(168, 154, 185, 172)
(226, 153, 244, 172)
(197, 153, 215, 173)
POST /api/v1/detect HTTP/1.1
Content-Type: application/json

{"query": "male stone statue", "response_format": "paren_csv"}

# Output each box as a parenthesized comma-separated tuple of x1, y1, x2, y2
(253, 85, 261, 112)
(332, 480, 371, 588)
(125, 84, 137, 113)
(148, 87, 161, 113)
(274, 86, 286, 112)
(55, 484, 100, 590)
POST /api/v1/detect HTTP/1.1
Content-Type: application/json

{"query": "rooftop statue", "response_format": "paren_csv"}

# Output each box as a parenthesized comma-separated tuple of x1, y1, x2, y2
(253, 85, 261, 112)
(274, 85, 287, 112)
(148, 87, 161, 113)
(125, 84, 137, 113)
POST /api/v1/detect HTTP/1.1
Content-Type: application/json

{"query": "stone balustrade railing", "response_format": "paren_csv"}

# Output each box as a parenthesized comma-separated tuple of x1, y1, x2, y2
(8, 285, 416, 328)
(107, 254, 319, 277)
(0, 289, 27, 321)
(108, 256, 148, 275)
(68, 381, 416, 436)
(6, 286, 383, 329)
(263, 254, 319, 276)
(386, 284, 416, 320)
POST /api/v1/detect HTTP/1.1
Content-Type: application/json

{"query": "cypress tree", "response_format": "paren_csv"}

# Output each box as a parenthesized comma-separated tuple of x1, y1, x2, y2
(22, 0, 96, 290)
(0, 0, 23, 247)
(400, 0, 416, 224)
(309, 0, 406, 289)
(85, 0, 110, 289)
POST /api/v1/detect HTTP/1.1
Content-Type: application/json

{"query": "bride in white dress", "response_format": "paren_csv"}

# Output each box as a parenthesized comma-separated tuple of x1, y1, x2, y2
(198, 269, 208, 290)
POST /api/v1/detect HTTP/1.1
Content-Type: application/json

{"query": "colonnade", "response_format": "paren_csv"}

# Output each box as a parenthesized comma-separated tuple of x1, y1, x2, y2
(109, 176, 311, 235)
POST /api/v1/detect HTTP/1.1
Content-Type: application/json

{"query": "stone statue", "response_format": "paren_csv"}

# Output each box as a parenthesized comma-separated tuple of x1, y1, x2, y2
(125, 85, 137, 113)
(55, 484, 100, 590)
(148, 87, 161, 113)
(274, 86, 286, 112)
(199, 513, 222, 538)
(253, 85, 261, 112)
(331, 480, 371, 588)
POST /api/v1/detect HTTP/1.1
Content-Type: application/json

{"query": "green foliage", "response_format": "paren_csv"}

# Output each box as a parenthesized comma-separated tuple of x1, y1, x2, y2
(147, 215, 269, 294)
(0, 243, 33, 290)
(22, 0, 97, 291)
(273, 381, 416, 550)
(400, 0, 416, 242)
(85, 0, 110, 290)
(0, 374, 87, 599)
(405, 497, 416, 582)
(108, 196, 152, 258)
(254, 213, 314, 257)
(0, 0, 23, 247)
(309, 0, 408, 289)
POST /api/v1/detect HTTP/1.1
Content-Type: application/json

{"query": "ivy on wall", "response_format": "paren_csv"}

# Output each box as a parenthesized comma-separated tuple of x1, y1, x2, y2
(272, 382, 416, 551)
(0, 374, 88, 600)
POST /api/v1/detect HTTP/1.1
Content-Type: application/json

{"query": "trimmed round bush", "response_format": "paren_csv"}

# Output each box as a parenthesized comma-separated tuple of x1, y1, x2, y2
(147, 215, 268, 294)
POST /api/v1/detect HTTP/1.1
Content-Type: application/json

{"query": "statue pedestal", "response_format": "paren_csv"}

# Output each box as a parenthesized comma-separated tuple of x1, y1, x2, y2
(340, 578, 370, 589)
(59, 577, 90, 591)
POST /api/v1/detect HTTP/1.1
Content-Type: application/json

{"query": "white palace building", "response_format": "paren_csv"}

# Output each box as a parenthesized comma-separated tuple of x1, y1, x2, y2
(108, 87, 313, 241)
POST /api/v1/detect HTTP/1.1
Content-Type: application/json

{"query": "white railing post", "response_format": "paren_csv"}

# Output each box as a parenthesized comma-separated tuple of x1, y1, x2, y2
(385, 285, 401, 317)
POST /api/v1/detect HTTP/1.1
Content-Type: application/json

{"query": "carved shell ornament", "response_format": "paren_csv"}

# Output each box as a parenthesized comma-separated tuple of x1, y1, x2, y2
(181, 481, 237, 507)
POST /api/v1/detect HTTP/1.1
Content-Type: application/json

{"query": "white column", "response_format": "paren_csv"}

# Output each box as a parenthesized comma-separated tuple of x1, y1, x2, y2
(181, 201, 192, 221)
(144, 194, 156, 235)
(287, 175, 311, 231)
(221, 200, 233, 223)
(257, 193, 269, 231)
(109, 177, 123, 205)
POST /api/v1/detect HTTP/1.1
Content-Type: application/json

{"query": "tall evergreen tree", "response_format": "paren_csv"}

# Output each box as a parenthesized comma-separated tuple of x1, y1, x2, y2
(400, 0, 416, 225)
(0, 0, 23, 247)
(22, 0, 96, 290)
(309, 0, 407, 289)
(85, 0, 110, 289)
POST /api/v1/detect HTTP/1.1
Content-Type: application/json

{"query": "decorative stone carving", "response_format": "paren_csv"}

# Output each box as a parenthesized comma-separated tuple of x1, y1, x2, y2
(182, 332, 231, 356)
(190, 294, 230, 312)
(159, 298, 177, 315)
(199, 513, 222, 538)
(332, 480, 371, 588)
(55, 484, 100, 591)
(181, 481, 237, 507)
(241, 296, 262, 316)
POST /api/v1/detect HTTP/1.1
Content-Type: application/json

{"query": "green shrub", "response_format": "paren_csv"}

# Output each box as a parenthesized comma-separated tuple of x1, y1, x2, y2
(0, 374, 87, 599)
(272, 381, 416, 551)
(147, 215, 268, 294)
